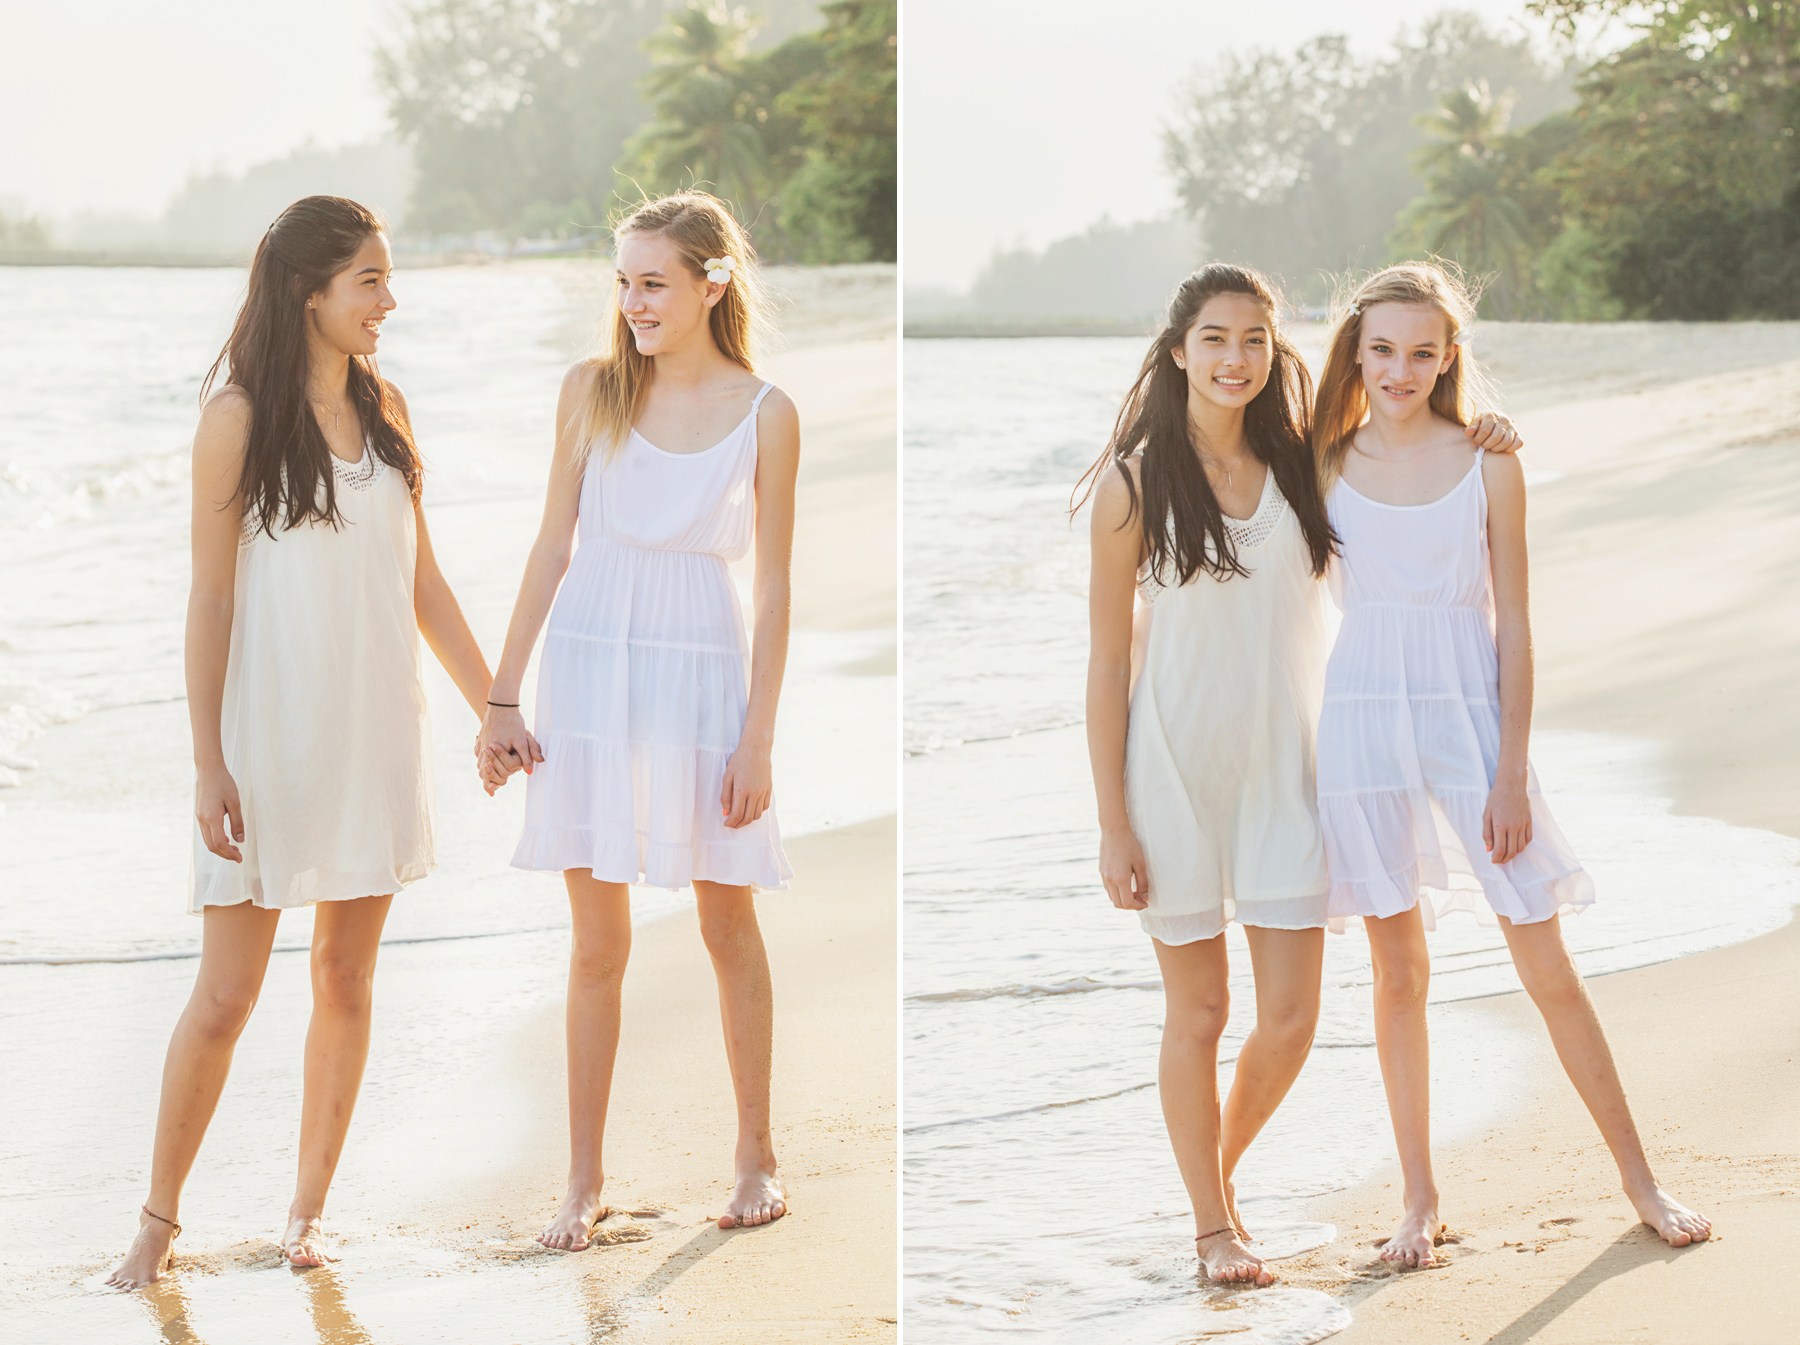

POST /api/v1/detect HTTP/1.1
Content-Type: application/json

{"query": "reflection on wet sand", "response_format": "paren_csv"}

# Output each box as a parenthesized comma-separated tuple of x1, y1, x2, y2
(141, 1277, 206, 1345)
(581, 1267, 632, 1342)
(298, 1266, 376, 1345)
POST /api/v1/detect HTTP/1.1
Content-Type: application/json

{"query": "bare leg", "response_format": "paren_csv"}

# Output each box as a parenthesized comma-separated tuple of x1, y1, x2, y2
(1152, 935, 1272, 1286)
(1499, 914, 1710, 1246)
(1365, 907, 1441, 1268)
(286, 894, 393, 1267)
(107, 903, 282, 1290)
(694, 881, 785, 1228)
(1218, 926, 1323, 1241)
(539, 870, 631, 1251)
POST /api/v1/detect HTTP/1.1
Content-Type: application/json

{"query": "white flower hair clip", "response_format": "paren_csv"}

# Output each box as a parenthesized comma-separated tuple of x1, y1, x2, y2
(1350, 303, 1362, 316)
(705, 256, 736, 284)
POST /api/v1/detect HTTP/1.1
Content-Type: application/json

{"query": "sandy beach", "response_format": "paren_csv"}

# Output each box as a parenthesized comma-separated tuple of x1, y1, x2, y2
(1277, 322, 1800, 1342)
(0, 261, 895, 1343)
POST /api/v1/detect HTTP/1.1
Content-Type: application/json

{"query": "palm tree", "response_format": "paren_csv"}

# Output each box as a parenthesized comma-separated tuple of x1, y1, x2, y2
(629, 4, 768, 214)
(1398, 82, 1533, 315)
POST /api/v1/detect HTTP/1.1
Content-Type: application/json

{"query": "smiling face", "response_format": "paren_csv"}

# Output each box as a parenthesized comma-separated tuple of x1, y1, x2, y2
(305, 232, 394, 358)
(614, 230, 724, 356)
(1356, 302, 1458, 423)
(1173, 292, 1273, 415)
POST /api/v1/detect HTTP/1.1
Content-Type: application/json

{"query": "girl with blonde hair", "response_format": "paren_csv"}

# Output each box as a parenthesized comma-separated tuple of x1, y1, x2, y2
(477, 191, 797, 1247)
(1080, 263, 1521, 1285)
(1312, 261, 1709, 1266)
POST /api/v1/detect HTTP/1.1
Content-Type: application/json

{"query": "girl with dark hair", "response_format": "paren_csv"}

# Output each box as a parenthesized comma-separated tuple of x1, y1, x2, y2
(108, 196, 498, 1289)
(1079, 263, 1519, 1285)
(476, 191, 798, 1248)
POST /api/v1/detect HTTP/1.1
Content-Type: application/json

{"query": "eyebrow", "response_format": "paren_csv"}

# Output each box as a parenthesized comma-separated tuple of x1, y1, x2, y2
(622, 269, 667, 278)
(1197, 323, 1268, 333)
(1367, 332, 1440, 348)
(355, 266, 386, 276)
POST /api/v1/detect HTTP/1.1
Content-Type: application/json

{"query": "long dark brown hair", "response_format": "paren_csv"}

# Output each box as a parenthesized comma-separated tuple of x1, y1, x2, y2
(203, 195, 422, 538)
(1074, 263, 1337, 583)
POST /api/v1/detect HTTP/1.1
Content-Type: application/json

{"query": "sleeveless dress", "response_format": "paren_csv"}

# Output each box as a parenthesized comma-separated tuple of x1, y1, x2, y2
(1316, 451, 1594, 929)
(512, 382, 793, 891)
(1125, 467, 1331, 945)
(190, 450, 434, 912)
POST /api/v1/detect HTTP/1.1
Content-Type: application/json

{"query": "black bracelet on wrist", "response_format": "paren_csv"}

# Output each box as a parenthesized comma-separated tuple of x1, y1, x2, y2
(486, 700, 520, 708)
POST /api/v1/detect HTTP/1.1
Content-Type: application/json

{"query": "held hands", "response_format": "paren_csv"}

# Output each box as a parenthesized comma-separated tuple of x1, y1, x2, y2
(720, 742, 773, 829)
(1466, 411, 1523, 455)
(196, 763, 246, 863)
(1099, 826, 1150, 911)
(475, 706, 544, 797)
(1483, 782, 1533, 866)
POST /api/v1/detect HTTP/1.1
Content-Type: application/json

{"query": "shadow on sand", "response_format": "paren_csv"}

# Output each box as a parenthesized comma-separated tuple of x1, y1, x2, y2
(1482, 1229, 1695, 1345)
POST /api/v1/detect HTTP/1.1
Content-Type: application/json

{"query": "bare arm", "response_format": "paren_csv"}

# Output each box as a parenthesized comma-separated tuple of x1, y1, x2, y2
(721, 389, 800, 829)
(1483, 450, 1534, 865)
(413, 505, 496, 716)
(383, 385, 498, 719)
(187, 388, 250, 862)
(1085, 464, 1151, 910)
(474, 362, 590, 786)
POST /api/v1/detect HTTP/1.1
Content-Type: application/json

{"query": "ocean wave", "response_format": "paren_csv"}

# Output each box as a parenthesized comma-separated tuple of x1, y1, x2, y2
(0, 447, 189, 531)
(908, 975, 1160, 1002)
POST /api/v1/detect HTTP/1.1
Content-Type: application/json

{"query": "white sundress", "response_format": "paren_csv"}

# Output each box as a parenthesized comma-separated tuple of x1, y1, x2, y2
(191, 450, 434, 912)
(512, 381, 793, 891)
(1316, 450, 1595, 928)
(1125, 468, 1331, 945)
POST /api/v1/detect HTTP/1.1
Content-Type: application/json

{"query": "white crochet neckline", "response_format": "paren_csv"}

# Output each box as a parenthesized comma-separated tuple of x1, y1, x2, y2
(1137, 468, 1289, 602)
(1222, 466, 1285, 550)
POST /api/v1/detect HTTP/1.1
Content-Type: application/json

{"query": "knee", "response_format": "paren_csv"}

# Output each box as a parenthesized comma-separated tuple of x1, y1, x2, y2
(698, 899, 758, 961)
(311, 950, 374, 1015)
(1165, 995, 1231, 1050)
(569, 938, 629, 989)
(1517, 949, 1585, 1013)
(1257, 1001, 1319, 1057)
(1373, 955, 1430, 1013)
(188, 983, 259, 1042)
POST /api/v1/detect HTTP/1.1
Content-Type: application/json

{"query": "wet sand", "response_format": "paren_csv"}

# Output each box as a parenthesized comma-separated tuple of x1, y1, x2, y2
(1278, 322, 1800, 1341)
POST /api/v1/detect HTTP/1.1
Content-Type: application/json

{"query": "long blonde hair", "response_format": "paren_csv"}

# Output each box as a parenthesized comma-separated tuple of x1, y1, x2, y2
(575, 191, 770, 468)
(1312, 261, 1495, 487)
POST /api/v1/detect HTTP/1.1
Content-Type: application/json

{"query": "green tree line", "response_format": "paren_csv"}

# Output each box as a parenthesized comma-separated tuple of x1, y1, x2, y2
(1166, 4, 1800, 319)
(378, 0, 894, 263)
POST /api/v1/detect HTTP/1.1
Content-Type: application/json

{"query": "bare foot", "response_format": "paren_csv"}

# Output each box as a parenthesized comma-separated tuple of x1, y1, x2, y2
(1377, 1204, 1443, 1268)
(1628, 1182, 1711, 1247)
(1196, 1227, 1274, 1286)
(105, 1209, 177, 1291)
(283, 1216, 336, 1269)
(537, 1186, 610, 1252)
(718, 1171, 786, 1229)
(1224, 1177, 1251, 1242)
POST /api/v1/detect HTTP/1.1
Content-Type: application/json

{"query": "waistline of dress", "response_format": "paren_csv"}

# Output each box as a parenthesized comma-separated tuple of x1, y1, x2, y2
(573, 534, 736, 564)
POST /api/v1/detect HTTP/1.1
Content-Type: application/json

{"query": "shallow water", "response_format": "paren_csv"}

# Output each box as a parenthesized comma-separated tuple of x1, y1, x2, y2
(901, 337, 1800, 1343)
(0, 264, 893, 1341)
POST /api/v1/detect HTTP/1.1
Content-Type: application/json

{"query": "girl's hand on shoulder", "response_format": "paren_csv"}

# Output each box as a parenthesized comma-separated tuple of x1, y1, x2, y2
(1466, 412, 1523, 455)
(196, 764, 245, 863)
(721, 743, 773, 829)
(1482, 783, 1533, 866)
(1099, 826, 1150, 910)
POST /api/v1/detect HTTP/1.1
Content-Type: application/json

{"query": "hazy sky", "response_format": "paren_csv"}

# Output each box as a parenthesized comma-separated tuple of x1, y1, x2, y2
(0, 0, 392, 218)
(905, 0, 1609, 291)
